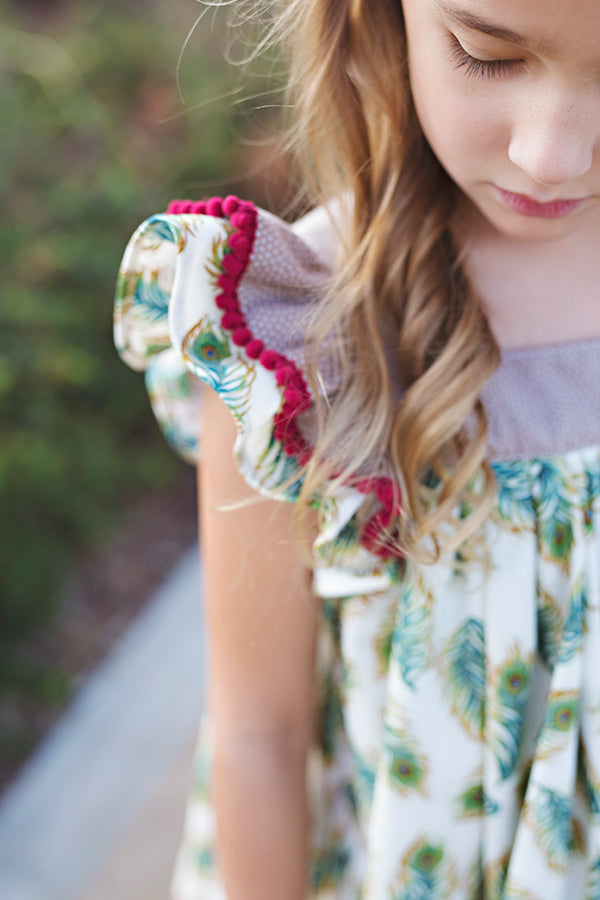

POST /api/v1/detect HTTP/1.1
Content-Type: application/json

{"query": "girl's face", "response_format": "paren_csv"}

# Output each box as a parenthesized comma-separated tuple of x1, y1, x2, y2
(401, 0, 600, 243)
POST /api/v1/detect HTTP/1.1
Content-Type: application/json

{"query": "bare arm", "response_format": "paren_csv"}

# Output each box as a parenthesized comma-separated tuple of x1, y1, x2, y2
(199, 386, 318, 900)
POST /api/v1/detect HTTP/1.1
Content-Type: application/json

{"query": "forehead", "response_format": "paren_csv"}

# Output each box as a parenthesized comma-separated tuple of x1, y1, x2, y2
(432, 0, 600, 58)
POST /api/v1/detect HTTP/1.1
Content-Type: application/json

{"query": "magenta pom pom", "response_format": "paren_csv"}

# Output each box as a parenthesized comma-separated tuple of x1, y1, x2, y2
(230, 211, 254, 231)
(222, 253, 245, 278)
(216, 273, 235, 292)
(221, 311, 245, 330)
(215, 292, 237, 312)
(206, 197, 224, 217)
(222, 195, 240, 216)
(228, 233, 251, 256)
(232, 328, 252, 346)
(376, 480, 394, 506)
(355, 477, 375, 495)
(260, 349, 280, 370)
(245, 339, 264, 359)
(275, 366, 293, 386)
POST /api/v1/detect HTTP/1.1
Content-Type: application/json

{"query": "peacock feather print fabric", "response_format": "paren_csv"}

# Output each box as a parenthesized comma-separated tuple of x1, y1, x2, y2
(115, 201, 600, 900)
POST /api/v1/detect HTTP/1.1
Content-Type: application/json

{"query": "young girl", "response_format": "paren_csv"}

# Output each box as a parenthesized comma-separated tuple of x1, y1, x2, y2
(115, 0, 600, 896)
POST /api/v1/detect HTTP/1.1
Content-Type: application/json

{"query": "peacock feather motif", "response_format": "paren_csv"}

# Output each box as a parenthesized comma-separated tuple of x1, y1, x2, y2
(578, 738, 600, 817)
(582, 498, 595, 536)
(465, 857, 485, 900)
(587, 461, 600, 499)
(440, 617, 485, 739)
(319, 508, 365, 559)
(525, 784, 579, 872)
(350, 746, 377, 811)
(536, 589, 564, 670)
(204, 232, 234, 283)
(503, 882, 541, 900)
(115, 217, 187, 350)
(391, 582, 433, 690)
(557, 578, 588, 664)
(195, 845, 215, 870)
(484, 852, 510, 900)
(581, 465, 598, 536)
(309, 838, 351, 892)
(492, 461, 536, 533)
(384, 722, 429, 796)
(537, 691, 580, 758)
(144, 362, 196, 459)
(373, 604, 396, 678)
(317, 667, 345, 763)
(182, 317, 255, 424)
(535, 460, 576, 571)
(141, 215, 185, 253)
(114, 269, 139, 324)
(490, 646, 533, 779)
(584, 464, 600, 539)
(255, 428, 306, 500)
(486, 852, 541, 900)
(321, 597, 342, 645)
(341, 654, 359, 695)
(585, 857, 600, 900)
(391, 837, 456, 900)
(132, 270, 170, 325)
(453, 774, 499, 819)
(187, 324, 231, 370)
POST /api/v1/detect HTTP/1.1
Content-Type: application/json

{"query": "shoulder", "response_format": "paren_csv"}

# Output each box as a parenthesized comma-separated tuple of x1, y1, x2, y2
(114, 197, 335, 483)
(115, 198, 336, 374)
(290, 196, 350, 267)
(114, 196, 401, 572)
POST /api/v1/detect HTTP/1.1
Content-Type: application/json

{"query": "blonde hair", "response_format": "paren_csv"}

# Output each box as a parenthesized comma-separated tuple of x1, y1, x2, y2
(244, 0, 501, 560)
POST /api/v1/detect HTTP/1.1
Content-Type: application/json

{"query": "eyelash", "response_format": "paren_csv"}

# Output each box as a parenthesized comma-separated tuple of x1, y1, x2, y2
(450, 37, 519, 79)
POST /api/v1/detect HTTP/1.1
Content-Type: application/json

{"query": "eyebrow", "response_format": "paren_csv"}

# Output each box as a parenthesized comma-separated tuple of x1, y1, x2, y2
(432, 0, 548, 53)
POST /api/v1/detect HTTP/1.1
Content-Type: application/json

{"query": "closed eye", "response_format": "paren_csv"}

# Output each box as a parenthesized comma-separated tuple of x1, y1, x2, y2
(449, 35, 520, 79)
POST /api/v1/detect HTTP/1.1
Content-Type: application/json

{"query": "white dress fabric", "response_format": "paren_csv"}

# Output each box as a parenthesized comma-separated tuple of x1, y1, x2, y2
(115, 197, 600, 900)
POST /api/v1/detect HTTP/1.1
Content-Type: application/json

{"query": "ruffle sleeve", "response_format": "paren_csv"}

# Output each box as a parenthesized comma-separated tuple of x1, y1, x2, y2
(114, 196, 403, 587)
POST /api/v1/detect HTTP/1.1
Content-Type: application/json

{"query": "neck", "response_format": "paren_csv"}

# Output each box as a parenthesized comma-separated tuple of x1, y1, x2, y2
(453, 202, 600, 350)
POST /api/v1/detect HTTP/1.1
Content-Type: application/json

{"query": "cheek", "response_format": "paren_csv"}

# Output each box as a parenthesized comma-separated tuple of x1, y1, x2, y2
(409, 62, 507, 177)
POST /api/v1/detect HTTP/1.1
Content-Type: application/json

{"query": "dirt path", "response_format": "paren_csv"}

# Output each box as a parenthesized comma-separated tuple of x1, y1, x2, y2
(0, 469, 199, 793)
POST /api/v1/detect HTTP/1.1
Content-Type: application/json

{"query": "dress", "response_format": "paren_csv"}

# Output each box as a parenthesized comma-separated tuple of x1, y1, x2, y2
(114, 196, 600, 900)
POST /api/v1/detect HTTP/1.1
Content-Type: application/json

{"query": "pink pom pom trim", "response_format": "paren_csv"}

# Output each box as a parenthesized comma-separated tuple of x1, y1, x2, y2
(245, 339, 264, 359)
(206, 197, 223, 218)
(220, 311, 245, 330)
(232, 327, 252, 346)
(167, 195, 403, 559)
(259, 349, 280, 370)
(222, 195, 240, 216)
(355, 475, 403, 558)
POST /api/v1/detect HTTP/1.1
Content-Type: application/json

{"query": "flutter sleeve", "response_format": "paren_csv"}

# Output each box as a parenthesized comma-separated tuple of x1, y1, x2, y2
(114, 196, 333, 498)
(114, 196, 403, 583)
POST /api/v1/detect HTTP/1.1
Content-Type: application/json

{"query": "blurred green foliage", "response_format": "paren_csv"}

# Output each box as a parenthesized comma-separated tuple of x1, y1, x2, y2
(0, 0, 284, 766)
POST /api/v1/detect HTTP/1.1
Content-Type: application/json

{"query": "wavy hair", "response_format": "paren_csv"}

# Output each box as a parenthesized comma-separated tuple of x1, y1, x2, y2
(250, 0, 501, 560)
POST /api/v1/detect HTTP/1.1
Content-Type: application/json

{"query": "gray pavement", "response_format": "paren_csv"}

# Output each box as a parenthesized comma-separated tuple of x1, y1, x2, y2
(0, 546, 204, 900)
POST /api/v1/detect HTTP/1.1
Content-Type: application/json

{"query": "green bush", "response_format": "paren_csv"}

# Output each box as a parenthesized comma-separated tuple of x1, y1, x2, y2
(0, 0, 282, 718)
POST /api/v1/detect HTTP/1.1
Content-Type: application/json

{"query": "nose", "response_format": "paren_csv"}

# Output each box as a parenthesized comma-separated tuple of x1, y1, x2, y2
(508, 87, 594, 187)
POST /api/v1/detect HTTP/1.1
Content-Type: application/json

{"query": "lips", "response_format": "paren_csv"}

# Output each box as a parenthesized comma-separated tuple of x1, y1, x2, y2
(497, 188, 584, 219)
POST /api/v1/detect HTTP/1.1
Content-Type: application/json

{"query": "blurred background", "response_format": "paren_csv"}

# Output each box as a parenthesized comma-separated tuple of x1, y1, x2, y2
(0, 0, 290, 895)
